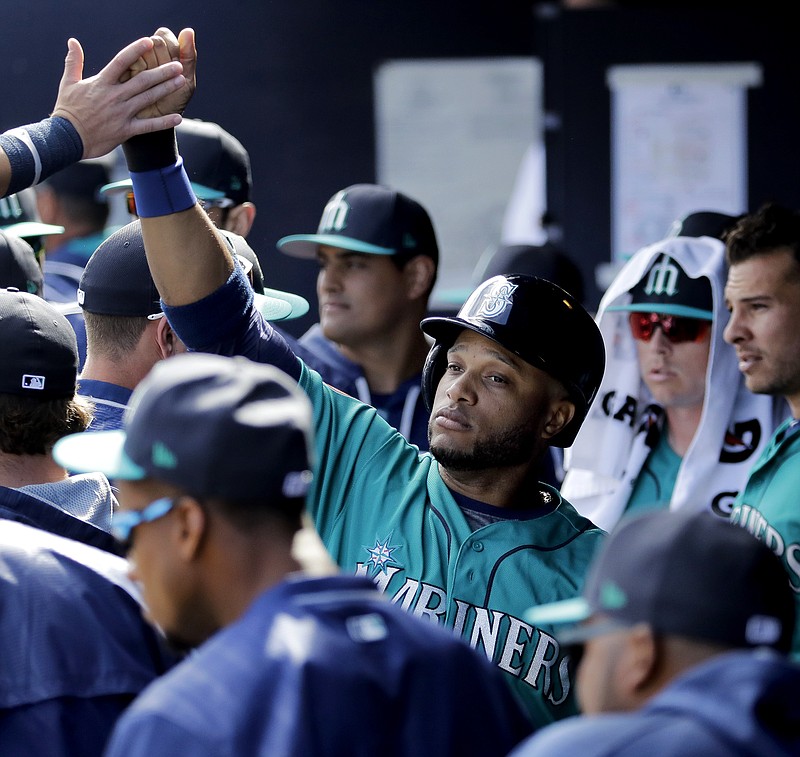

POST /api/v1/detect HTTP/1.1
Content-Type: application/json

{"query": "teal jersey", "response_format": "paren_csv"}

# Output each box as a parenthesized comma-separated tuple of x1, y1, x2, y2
(300, 362, 606, 727)
(625, 431, 681, 517)
(161, 272, 605, 728)
(730, 417, 800, 656)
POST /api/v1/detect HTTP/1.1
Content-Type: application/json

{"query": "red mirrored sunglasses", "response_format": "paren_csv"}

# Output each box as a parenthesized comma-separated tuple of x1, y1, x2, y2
(628, 312, 710, 344)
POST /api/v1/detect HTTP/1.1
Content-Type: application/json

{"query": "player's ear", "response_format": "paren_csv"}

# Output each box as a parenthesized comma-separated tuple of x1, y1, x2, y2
(403, 254, 435, 300)
(173, 495, 208, 562)
(619, 623, 658, 697)
(155, 317, 180, 358)
(542, 396, 575, 440)
(222, 202, 256, 237)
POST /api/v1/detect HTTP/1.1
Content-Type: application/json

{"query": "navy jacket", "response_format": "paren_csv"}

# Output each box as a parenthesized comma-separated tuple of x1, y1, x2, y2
(105, 574, 533, 756)
(510, 650, 800, 757)
(0, 495, 175, 756)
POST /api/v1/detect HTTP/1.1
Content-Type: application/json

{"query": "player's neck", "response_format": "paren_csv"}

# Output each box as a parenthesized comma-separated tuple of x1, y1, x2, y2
(0, 451, 69, 489)
(437, 462, 537, 510)
(664, 404, 704, 457)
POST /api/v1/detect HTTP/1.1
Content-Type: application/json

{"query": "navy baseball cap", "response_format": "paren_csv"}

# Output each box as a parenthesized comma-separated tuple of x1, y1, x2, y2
(667, 210, 742, 241)
(607, 252, 713, 320)
(277, 184, 439, 263)
(525, 510, 795, 653)
(0, 288, 78, 399)
(100, 119, 252, 205)
(79, 221, 161, 318)
(0, 189, 64, 239)
(77, 221, 307, 322)
(54, 353, 313, 502)
(0, 230, 43, 296)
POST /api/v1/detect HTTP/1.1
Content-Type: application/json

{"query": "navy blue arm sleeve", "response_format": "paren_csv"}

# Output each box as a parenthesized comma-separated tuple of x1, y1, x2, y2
(162, 267, 302, 381)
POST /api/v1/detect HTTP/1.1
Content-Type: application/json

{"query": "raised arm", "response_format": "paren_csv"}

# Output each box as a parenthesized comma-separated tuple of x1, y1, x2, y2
(0, 35, 188, 197)
(116, 28, 233, 304)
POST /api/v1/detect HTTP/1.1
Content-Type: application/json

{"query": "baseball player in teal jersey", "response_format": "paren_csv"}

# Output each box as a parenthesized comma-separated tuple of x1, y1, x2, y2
(724, 203, 800, 659)
(728, 423, 800, 654)
(49, 28, 607, 727)
(157, 267, 607, 727)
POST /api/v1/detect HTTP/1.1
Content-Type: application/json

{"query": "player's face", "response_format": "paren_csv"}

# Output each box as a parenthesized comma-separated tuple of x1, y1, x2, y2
(428, 329, 573, 471)
(724, 249, 800, 416)
(315, 246, 415, 348)
(632, 315, 711, 412)
(117, 479, 211, 651)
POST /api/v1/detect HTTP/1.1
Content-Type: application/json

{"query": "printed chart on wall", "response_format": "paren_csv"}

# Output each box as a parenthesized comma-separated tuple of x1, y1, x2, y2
(608, 63, 762, 263)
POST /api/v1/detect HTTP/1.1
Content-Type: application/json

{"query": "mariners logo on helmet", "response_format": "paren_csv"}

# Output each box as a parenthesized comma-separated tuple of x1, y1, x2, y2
(465, 280, 517, 322)
(420, 274, 606, 447)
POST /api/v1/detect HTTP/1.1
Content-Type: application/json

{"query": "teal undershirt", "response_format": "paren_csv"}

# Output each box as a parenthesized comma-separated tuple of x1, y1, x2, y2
(625, 430, 682, 516)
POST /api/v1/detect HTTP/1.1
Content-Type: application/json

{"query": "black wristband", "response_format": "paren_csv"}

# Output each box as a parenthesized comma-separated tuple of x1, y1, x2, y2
(122, 128, 178, 173)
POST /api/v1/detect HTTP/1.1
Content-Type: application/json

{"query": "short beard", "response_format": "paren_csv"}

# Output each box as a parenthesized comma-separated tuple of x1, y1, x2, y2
(430, 418, 542, 472)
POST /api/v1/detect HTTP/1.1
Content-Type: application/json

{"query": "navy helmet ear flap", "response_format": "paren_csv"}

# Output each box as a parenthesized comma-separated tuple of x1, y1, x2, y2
(422, 342, 447, 414)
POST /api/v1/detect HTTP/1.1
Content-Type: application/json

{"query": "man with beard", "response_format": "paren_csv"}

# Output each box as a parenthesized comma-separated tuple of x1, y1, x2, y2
(55, 353, 533, 756)
(68, 26, 606, 728)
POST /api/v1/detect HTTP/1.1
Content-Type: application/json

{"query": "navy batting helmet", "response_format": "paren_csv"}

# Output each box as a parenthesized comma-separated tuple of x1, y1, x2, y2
(420, 275, 605, 447)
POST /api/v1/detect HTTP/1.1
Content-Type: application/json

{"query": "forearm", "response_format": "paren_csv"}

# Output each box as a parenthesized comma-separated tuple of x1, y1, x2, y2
(141, 204, 233, 305)
(0, 117, 83, 198)
(124, 128, 233, 305)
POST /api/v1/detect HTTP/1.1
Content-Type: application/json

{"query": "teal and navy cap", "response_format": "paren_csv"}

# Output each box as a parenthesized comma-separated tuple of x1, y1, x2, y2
(54, 353, 314, 502)
(0, 189, 64, 239)
(0, 288, 78, 399)
(524, 510, 795, 653)
(101, 118, 252, 205)
(0, 230, 43, 296)
(607, 253, 713, 321)
(219, 230, 310, 321)
(277, 183, 438, 263)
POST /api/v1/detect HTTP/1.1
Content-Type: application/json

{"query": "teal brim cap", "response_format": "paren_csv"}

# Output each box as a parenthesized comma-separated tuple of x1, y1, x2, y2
(100, 178, 226, 202)
(606, 302, 713, 320)
(56, 290, 309, 322)
(277, 233, 395, 259)
(524, 596, 591, 628)
(253, 289, 309, 322)
(53, 429, 146, 481)
(2, 220, 65, 237)
(606, 253, 713, 321)
(262, 287, 309, 319)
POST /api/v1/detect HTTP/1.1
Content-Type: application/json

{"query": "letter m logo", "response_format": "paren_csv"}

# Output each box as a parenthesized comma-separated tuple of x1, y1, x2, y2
(318, 190, 350, 233)
(644, 254, 680, 298)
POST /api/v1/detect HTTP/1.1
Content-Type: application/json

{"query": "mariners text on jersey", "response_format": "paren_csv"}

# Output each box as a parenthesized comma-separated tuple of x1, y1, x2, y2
(356, 560, 572, 706)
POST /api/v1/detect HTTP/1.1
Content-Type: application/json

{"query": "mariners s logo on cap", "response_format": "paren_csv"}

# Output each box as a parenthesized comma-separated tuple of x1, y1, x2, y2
(464, 280, 517, 323)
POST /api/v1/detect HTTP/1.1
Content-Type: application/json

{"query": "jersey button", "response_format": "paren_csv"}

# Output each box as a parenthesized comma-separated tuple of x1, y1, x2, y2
(472, 541, 484, 552)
